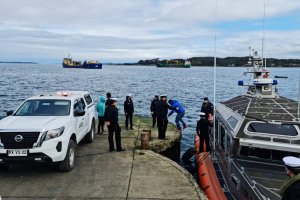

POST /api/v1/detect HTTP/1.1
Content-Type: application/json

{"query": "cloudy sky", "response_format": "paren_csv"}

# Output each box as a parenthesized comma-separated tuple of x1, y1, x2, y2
(0, 0, 300, 63)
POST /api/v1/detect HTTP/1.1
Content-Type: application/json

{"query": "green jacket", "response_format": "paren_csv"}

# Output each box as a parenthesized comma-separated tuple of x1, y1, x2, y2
(280, 172, 300, 199)
(96, 96, 106, 117)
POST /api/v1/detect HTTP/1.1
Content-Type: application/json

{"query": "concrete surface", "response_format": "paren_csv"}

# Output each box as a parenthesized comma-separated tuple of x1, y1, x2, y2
(0, 116, 207, 200)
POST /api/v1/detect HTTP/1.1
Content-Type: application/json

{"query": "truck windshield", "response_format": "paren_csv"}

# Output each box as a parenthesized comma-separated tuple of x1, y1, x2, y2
(14, 99, 71, 116)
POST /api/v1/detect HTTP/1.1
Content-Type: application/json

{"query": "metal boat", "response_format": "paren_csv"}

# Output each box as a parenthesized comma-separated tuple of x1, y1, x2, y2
(62, 57, 102, 69)
(214, 48, 299, 200)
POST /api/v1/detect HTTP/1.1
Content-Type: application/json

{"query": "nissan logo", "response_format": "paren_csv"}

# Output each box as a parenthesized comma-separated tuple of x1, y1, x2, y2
(14, 135, 23, 142)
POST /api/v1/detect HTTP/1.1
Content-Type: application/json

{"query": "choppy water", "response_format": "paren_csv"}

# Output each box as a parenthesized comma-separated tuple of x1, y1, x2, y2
(0, 64, 299, 163)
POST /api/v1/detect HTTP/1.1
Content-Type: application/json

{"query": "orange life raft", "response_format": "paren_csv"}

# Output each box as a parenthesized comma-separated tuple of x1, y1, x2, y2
(195, 134, 226, 200)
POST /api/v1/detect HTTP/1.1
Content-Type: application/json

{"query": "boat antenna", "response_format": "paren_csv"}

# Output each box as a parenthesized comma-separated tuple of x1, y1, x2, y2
(297, 73, 300, 121)
(262, 1, 266, 68)
(213, 0, 218, 156)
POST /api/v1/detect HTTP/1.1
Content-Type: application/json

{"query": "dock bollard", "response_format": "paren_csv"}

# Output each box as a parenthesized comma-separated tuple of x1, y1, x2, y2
(142, 128, 152, 141)
(141, 132, 150, 149)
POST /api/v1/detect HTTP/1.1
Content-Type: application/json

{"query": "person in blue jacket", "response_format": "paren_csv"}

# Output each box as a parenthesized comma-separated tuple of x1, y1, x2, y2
(168, 99, 187, 130)
(96, 96, 106, 134)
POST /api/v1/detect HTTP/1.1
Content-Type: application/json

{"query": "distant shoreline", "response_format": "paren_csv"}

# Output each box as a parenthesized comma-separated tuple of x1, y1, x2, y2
(0, 61, 38, 64)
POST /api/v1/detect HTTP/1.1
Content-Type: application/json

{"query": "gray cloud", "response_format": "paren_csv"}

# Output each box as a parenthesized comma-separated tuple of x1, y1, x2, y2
(0, 0, 299, 62)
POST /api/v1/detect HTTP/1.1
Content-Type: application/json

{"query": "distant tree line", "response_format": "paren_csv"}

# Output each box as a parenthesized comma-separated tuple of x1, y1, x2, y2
(136, 57, 300, 67)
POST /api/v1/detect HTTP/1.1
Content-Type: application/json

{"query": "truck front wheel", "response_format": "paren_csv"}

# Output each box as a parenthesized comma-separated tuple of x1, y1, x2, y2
(58, 139, 76, 172)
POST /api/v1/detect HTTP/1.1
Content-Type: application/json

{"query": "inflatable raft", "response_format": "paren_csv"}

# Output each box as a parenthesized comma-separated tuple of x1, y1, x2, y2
(195, 134, 227, 200)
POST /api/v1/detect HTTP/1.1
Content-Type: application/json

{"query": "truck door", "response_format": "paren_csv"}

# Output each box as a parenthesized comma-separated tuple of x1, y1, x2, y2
(74, 99, 85, 139)
(78, 98, 89, 135)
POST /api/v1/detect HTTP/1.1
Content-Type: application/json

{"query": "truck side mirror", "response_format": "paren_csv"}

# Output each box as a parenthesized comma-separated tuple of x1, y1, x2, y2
(6, 110, 14, 116)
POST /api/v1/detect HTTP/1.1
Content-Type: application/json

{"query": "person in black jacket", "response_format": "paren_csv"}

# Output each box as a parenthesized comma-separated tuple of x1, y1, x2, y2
(104, 98, 124, 152)
(150, 95, 159, 128)
(201, 97, 214, 120)
(105, 92, 112, 107)
(124, 94, 134, 130)
(156, 95, 172, 139)
(196, 112, 211, 152)
(280, 156, 300, 200)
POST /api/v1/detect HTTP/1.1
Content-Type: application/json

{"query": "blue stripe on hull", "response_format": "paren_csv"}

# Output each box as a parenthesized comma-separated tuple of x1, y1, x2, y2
(62, 63, 102, 69)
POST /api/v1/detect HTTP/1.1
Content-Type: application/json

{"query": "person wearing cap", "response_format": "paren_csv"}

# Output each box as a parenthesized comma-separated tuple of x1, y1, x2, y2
(280, 156, 300, 200)
(201, 97, 214, 120)
(105, 92, 112, 107)
(196, 112, 211, 152)
(104, 98, 125, 152)
(124, 94, 134, 130)
(150, 95, 159, 128)
(168, 99, 187, 130)
(156, 95, 172, 139)
(96, 96, 106, 134)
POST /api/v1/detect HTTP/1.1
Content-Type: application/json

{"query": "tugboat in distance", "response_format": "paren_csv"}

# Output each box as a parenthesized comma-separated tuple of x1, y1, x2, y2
(62, 56, 102, 69)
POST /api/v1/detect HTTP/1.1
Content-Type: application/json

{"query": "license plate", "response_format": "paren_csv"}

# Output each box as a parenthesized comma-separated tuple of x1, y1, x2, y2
(7, 150, 28, 157)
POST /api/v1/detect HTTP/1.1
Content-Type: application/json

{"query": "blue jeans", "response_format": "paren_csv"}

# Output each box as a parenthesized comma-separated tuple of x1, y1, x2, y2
(175, 112, 186, 129)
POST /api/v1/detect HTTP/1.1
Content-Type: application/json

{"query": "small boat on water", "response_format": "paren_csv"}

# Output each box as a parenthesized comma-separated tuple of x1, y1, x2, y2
(62, 57, 102, 69)
(156, 60, 191, 68)
(211, 48, 299, 200)
(274, 75, 288, 79)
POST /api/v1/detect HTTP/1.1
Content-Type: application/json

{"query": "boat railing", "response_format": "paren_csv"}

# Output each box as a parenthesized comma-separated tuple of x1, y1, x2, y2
(232, 160, 271, 199)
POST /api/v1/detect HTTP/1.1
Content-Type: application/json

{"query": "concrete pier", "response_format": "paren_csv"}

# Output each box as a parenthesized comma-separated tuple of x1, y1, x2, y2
(0, 116, 207, 200)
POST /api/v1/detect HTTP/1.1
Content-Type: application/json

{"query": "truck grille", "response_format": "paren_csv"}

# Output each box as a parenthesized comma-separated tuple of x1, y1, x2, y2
(0, 132, 40, 149)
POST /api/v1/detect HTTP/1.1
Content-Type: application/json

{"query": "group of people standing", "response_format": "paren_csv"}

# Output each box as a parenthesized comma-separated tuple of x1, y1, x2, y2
(150, 94, 189, 140)
(97, 92, 214, 154)
(96, 92, 128, 152)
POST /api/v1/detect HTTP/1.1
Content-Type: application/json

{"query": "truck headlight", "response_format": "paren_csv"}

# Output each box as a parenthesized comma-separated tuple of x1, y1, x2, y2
(43, 126, 65, 141)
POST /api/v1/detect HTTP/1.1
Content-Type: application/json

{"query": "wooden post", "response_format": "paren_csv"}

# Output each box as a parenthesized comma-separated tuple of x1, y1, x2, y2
(141, 132, 150, 149)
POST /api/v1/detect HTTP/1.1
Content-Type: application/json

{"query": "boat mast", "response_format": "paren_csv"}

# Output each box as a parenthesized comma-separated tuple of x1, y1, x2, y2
(297, 73, 300, 121)
(262, 1, 266, 68)
(213, 0, 218, 155)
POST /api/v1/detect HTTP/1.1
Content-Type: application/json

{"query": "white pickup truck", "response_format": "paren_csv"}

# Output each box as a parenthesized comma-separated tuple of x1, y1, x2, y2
(0, 91, 96, 172)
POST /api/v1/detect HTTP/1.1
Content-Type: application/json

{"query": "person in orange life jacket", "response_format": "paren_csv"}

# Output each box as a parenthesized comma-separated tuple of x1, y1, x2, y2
(124, 94, 134, 130)
(104, 98, 124, 152)
(150, 95, 159, 128)
(280, 156, 300, 200)
(168, 99, 187, 130)
(196, 112, 211, 153)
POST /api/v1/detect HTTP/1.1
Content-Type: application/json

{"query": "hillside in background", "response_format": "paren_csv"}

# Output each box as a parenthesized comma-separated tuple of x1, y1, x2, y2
(136, 57, 300, 67)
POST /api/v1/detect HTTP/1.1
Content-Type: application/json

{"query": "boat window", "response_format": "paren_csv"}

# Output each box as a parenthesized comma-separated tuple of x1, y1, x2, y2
(215, 119, 219, 142)
(239, 146, 299, 161)
(226, 134, 232, 154)
(246, 122, 298, 136)
(221, 125, 225, 150)
(227, 116, 238, 129)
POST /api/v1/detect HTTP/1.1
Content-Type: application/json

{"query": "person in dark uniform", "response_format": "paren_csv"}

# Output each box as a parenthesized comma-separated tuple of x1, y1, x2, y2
(156, 94, 172, 139)
(105, 92, 112, 107)
(201, 97, 214, 120)
(104, 98, 124, 152)
(150, 95, 159, 128)
(124, 94, 134, 130)
(280, 156, 300, 200)
(196, 112, 211, 152)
